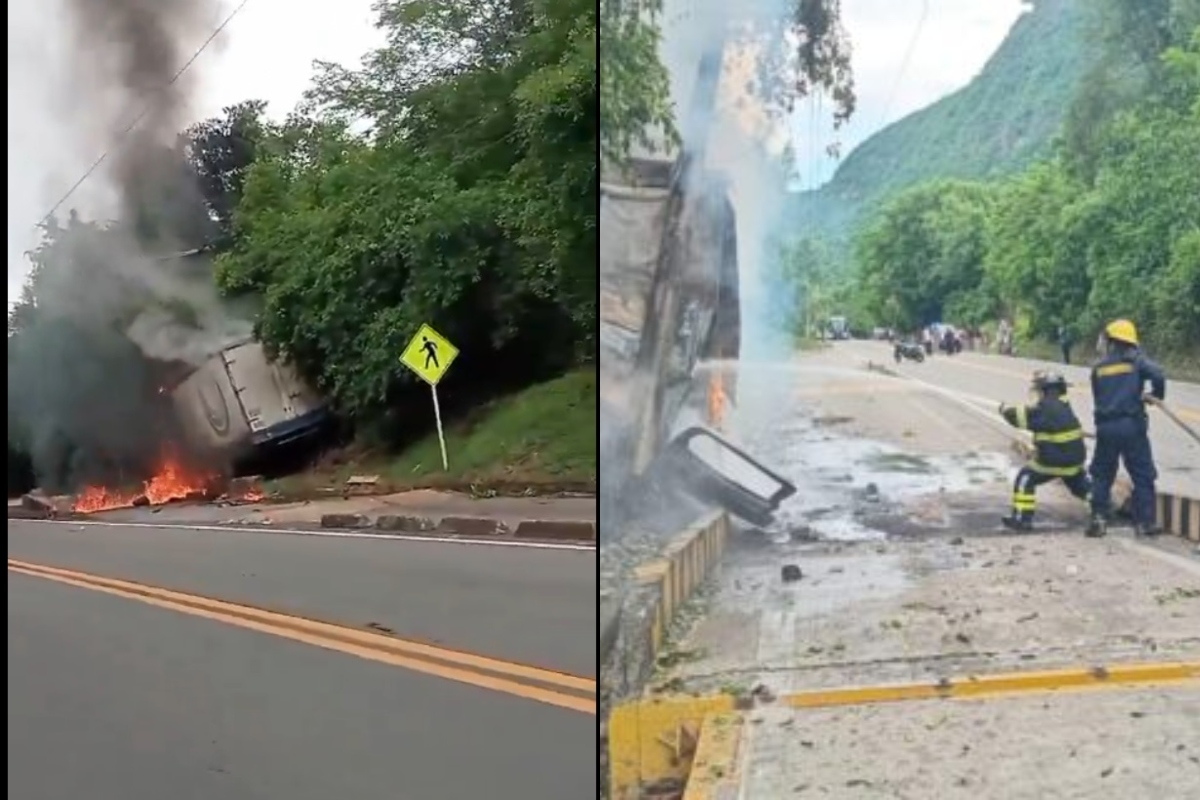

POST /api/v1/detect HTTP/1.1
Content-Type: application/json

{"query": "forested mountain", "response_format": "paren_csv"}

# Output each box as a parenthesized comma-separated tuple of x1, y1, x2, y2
(788, 0, 1088, 248)
(772, 0, 1199, 360)
(845, 1, 1200, 356)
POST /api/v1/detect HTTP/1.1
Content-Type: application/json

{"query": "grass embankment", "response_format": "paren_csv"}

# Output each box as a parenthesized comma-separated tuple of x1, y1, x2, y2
(270, 368, 597, 498)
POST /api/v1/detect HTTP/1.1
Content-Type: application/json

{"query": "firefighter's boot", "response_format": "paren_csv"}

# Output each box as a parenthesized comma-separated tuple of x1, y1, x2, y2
(1001, 515, 1034, 533)
(1134, 523, 1162, 538)
(1085, 515, 1108, 538)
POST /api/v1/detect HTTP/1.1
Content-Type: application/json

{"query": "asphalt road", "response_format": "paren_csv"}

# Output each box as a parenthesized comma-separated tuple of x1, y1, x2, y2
(7, 521, 596, 800)
(840, 340, 1200, 496)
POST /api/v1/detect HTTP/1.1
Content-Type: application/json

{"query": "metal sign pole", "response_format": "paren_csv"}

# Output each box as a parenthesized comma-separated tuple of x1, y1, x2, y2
(431, 383, 449, 471)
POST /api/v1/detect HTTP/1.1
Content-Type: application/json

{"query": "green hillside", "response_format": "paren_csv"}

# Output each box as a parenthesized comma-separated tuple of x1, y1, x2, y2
(789, 0, 1089, 248)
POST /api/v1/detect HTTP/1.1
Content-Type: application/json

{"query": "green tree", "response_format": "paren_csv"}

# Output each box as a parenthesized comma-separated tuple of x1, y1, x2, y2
(984, 163, 1089, 337)
(768, 236, 836, 338)
(216, 0, 597, 438)
(855, 181, 997, 330)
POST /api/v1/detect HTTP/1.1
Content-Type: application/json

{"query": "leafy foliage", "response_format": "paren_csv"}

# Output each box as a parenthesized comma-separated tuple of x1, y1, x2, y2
(215, 0, 597, 439)
(843, 22, 1200, 357)
(853, 181, 997, 330)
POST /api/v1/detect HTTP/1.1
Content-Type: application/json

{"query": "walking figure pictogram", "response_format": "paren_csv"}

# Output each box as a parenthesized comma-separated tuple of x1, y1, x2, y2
(400, 323, 458, 387)
(422, 336, 439, 370)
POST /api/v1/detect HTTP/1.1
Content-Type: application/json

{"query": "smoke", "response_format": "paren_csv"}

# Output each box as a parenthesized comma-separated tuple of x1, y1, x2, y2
(598, 0, 809, 540)
(7, 0, 252, 492)
(61, 0, 221, 226)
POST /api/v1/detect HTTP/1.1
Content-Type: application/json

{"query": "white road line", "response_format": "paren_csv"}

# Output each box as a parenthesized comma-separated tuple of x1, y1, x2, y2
(10, 518, 596, 552)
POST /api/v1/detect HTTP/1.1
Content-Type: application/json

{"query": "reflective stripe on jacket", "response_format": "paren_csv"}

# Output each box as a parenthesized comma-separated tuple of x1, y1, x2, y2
(1002, 397, 1087, 471)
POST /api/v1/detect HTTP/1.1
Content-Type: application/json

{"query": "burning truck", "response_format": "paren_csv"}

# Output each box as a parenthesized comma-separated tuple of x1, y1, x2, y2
(166, 338, 328, 464)
(599, 21, 798, 537)
(67, 338, 329, 514)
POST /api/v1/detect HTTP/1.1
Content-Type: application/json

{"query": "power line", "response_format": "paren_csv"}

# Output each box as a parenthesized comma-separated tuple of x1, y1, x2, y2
(34, 0, 254, 231)
(876, 0, 930, 132)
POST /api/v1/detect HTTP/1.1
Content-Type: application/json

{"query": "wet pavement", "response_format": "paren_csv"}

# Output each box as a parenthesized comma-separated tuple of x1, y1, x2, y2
(649, 532, 1200, 697)
(836, 340, 1200, 497)
(648, 352, 1200, 692)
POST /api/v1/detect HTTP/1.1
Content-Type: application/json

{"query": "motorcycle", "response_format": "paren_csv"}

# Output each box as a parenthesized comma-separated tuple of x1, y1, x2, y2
(894, 341, 926, 363)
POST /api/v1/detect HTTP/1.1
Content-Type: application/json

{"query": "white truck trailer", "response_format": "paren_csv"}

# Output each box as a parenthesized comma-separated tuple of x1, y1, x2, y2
(168, 339, 329, 463)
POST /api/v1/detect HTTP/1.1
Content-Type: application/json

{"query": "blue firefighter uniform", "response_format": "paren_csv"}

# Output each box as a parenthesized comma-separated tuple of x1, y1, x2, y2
(1087, 320, 1166, 536)
(999, 372, 1090, 531)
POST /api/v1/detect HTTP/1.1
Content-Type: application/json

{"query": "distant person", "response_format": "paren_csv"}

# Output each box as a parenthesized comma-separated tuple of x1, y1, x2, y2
(1057, 325, 1074, 365)
(997, 318, 1014, 356)
(1085, 319, 1167, 538)
(941, 328, 957, 355)
(998, 371, 1091, 532)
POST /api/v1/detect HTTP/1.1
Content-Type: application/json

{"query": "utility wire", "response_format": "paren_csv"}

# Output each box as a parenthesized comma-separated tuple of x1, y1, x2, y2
(876, 0, 930, 132)
(33, 0, 254, 231)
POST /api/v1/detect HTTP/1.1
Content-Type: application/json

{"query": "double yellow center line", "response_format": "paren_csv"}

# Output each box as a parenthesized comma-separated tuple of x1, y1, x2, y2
(8, 559, 596, 715)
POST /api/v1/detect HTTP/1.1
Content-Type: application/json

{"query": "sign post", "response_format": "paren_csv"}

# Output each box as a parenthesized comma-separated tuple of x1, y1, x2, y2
(399, 323, 460, 471)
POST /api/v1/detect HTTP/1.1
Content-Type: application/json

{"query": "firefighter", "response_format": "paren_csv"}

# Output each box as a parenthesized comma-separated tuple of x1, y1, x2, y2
(1085, 319, 1166, 538)
(998, 371, 1090, 532)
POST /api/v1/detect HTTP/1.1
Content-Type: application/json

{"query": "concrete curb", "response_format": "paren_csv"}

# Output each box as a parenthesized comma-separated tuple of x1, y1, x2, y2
(601, 510, 731, 797)
(600, 593, 622, 665)
(1156, 492, 1200, 542)
(317, 511, 595, 543)
(601, 509, 731, 687)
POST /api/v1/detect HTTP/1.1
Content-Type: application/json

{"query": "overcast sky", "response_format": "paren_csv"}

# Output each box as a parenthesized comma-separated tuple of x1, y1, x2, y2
(791, 0, 1028, 189)
(6, 0, 382, 303)
(6, 0, 1026, 302)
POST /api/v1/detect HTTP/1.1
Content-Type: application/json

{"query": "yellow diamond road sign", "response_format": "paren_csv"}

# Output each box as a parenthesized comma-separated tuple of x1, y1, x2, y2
(400, 323, 459, 386)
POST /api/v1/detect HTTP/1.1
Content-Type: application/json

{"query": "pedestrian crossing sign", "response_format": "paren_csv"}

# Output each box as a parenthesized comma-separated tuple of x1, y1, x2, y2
(400, 323, 459, 386)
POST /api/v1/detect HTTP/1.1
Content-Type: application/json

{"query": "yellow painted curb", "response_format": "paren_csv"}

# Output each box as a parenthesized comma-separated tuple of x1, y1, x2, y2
(608, 660, 1200, 796)
(631, 510, 730, 657)
(682, 713, 745, 800)
(782, 660, 1200, 708)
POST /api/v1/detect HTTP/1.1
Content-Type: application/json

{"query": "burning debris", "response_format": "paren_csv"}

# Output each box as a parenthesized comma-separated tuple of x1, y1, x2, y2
(69, 448, 267, 514)
(71, 453, 216, 513)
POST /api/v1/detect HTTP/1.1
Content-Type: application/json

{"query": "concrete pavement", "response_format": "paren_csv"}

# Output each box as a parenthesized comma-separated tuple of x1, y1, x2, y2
(8, 520, 596, 799)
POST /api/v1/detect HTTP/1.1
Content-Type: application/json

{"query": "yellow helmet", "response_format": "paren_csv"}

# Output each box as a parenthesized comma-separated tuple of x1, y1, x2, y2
(1105, 319, 1139, 346)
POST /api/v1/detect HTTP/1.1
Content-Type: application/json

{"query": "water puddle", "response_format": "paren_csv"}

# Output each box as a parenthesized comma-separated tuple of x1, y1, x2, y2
(706, 385, 1013, 544)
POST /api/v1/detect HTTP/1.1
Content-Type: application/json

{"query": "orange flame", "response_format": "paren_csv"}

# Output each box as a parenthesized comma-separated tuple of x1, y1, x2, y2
(239, 485, 265, 503)
(708, 370, 727, 432)
(72, 455, 215, 514)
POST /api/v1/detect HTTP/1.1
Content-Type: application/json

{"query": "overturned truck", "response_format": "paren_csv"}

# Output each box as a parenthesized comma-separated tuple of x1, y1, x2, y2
(599, 153, 794, 535)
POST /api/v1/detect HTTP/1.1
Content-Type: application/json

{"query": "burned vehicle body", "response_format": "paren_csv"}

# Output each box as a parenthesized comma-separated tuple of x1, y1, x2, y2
(600, 156, 795, 534)
(599, 157, 738, 536)
(599, 156, 741, 464)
